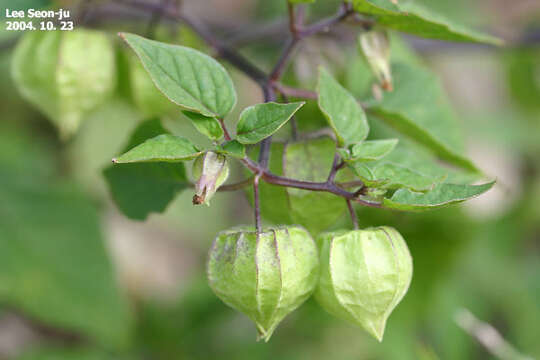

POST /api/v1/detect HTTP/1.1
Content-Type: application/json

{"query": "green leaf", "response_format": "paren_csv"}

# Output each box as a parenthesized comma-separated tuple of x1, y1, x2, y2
(236, 102, 304, 144)
(289, 0, 315, 3)
(182, 111, 224, 141)
(345, 139, 398, 162)
(373, 162, 445, 192)
(12, 30, 116, 139)
(367, 119, 481, 184)
(385, 143, 479, 185)
(246, 143, 293, 225)
(103, 119, 189, 220)
(348, 162, 391, 188)
(346, 143, 447, 191)
(352, 0, 502, 45)
(367, 63, 480, 173)
(383, 181, 496, 211)
(0, 178, 133, 349)
(120, 33, 237, 118)
(113, 134, 201, 163)
(217, 140, 246, 159)
(318, 67, 369, 146)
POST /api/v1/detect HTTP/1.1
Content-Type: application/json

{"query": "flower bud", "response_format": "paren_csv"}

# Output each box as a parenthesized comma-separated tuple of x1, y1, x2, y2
(207, 226, 319, 341)
(359, 30, 393, 91)
(192, 151, 229, 205)
(314, 227, 412, 341)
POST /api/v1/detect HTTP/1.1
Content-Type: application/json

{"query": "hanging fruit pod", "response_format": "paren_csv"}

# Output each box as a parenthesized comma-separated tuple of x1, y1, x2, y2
(315, 227, 413, 341)
(207, 226, 319, 341)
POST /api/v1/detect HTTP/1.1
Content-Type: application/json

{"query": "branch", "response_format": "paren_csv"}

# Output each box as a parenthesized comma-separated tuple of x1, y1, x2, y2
(240, 156, 381, 208)
(346, 199, 359, 230)
(111, 0, 382, 214)
(270, 1, 354, 82)
(454, 308, 534, 360)
(274, 83, 371, 111)
(337, 180, 365, 189)
(117, 0, 268, 86)
(270, 37, 300, 81)
(269, 2, 303, 81)
(217, 117, 372, 208)
(218, 177, 254, 192)
(273, 83, 318, 100)
(327, 153, 345, 183)
(218, 118, 232, 141)
(298, 2, 355, 38)
(253, 175, 262, 233)
(2, 308, 87, 347)
(257, 86, 277, 169)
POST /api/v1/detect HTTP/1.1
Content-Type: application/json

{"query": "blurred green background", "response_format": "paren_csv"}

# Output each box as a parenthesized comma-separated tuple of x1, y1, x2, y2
(1, 0, 539, 359)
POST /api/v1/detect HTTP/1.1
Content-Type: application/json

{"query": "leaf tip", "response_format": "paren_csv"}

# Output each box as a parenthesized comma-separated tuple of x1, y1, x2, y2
(111, 158, 118, 164)
(293, 100, 306, 111)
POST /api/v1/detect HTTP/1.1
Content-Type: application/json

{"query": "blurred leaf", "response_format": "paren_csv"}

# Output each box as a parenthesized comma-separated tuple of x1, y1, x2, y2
(129, 51, 176, 117)
(136, 277, 228, 359)
(236, 102, 304, 144)
(504, 48, 540, 113)
(248, 137, 357, 232)
(182, 111, 224, 141)
(12, 30, 116, 139)
(318, 67, 369, 146)
(416, 343, 442, 360)
(343, 139, 398, 162)
(376, 138, 479, 185)
(16, 348, 116, 360)
(103, 119, 189, 220)
(113, 134, 201, 163)
(292, 100, 328, 133)
(368, 118, 480, 185)
(367, 63, 480, 173)
(1, 0, 50, 12)
(383, 182, 495, 211)
(0, 177, 133, 349)
(246, 143, 293, 225)
(284, 138, 348, 233)
(217, 140, 246, 159)
(120, 33, 237, 118)
(0, 122, 57, 180)
(352, 0, 501, 45)
(67, 98, 143, 195)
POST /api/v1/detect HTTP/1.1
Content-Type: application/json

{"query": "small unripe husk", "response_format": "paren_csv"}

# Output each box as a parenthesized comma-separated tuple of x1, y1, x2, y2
(359, 30, 393, 91)
(207, 226, 319, 341)
(192, 151, 229, 205)
(314, 227, 412, 341)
